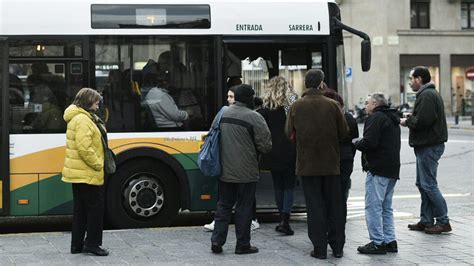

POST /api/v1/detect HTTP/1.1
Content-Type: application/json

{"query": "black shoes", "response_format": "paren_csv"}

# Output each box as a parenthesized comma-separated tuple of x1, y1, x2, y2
(83, 246, 109, 256)
(70, 246, 83, 254)
(310, 250, 327, 259)
(275, 224, 294, 235)
(357, 241, 387, 255)
(235, 245, 259, 255)
(424, 223, 452, 234)
(332, 250, 344, 258)
(385, 240, 398, 253)
(211, 243, 223, 254)
(408, 222, 432, 231)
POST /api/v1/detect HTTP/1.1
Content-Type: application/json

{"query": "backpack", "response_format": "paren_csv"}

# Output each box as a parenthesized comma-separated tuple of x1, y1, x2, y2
(198, 107, 227, 177)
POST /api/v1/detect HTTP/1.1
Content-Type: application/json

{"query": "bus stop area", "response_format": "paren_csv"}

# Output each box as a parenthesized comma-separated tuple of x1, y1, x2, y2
(1, 214, 473, 265)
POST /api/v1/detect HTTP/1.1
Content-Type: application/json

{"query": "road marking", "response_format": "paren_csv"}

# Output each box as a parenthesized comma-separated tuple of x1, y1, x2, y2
(401, 139, 474, 143)
(348, 193, 471, 201)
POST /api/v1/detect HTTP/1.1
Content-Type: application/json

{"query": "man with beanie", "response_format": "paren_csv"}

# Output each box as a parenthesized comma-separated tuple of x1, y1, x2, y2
(211, 84, 272, 255)
(286, 69, 348, 259)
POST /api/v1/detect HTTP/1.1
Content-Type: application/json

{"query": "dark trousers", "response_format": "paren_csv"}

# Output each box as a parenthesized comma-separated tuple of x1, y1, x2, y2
(71, 183, 105, 248)
(211, 180, 256, 247)
(340, 160, 354, 219)
(301, 175, 345, 254)
(271, 168, 296, 214)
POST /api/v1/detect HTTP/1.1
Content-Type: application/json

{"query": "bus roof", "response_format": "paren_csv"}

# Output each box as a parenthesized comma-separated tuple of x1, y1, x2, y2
(0, 0, 334, 36)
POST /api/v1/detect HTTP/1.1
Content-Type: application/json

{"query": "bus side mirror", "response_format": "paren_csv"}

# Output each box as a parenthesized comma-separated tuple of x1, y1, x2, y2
(361, 39, 371, 72)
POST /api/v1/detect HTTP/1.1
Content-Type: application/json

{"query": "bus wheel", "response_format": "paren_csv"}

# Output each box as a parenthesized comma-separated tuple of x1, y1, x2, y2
(106, 158, 180, 229)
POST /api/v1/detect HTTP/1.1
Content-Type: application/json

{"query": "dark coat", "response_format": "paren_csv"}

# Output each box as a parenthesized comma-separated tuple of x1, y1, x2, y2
(340, 112, 359, 162)
(286, 88, 348, 176)
(406, 83, 448, 147)
(217, 102, 272, 183)
(258, 107, 296, 171)
(354, 106, 401, 179)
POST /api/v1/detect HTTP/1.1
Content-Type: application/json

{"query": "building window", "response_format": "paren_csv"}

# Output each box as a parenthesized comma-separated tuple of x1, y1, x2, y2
(462, 2, 474, 29)
(411, 0, 430, 29)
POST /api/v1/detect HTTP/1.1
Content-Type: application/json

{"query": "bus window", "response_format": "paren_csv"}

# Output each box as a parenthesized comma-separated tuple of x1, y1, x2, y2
(94, 37, 215, 132)
(9, 62, 67, 133)
(226, 42, 322, 98)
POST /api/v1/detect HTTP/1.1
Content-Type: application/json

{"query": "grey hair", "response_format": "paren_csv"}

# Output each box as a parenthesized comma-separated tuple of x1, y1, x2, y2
(369, 92, 388, 106)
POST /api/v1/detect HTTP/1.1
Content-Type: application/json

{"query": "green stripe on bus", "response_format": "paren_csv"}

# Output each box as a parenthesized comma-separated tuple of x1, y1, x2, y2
(173, 153, 199, 170)
(11, 174, 73, 216)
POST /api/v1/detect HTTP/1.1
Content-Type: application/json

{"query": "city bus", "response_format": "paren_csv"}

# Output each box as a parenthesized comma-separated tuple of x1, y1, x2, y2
(0, 0, 371, 228)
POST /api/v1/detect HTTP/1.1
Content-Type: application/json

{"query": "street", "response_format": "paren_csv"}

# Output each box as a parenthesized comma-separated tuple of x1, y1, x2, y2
(349, 126, 473, 219)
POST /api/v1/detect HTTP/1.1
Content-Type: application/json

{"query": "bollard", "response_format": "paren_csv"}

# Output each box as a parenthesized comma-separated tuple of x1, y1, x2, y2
(455, 115, 459, 125)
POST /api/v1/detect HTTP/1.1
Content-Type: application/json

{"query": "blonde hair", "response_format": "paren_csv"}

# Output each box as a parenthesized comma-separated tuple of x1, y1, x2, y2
(262, 76, 294, 110)
(73, 88, 102, 111)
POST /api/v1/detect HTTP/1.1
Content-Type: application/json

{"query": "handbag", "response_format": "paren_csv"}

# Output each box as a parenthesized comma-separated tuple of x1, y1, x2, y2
(103, 145, 117, 175)
(198, 106, 227, 177)
(94, 114, 116, 174)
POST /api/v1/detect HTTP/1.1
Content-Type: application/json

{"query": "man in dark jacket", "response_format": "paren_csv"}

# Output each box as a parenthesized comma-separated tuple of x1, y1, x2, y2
(211, 84, 272, 255)
(353, 93, 401, 255)
(286, 69, 348, 259)
(400, 66, 450, 234)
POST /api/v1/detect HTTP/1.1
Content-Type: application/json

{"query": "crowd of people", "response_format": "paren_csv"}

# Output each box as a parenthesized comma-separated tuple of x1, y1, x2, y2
(61, 66, 450, 258)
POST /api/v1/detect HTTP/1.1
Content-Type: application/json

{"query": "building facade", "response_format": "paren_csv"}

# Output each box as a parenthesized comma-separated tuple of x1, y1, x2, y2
(339, 0, 474, 115)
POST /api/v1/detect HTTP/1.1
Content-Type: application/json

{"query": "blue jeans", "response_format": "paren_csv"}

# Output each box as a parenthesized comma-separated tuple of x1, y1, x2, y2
(415, 143, 449, 225)
(365, 172, 397, 245)
(271, 169, 296, 214)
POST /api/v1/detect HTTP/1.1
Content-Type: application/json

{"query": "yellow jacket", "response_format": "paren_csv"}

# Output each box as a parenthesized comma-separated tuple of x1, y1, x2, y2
(62, 105, 105, 185)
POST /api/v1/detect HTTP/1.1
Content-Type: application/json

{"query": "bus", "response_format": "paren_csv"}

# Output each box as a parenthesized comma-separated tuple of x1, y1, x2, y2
(0, 0, 371, 229)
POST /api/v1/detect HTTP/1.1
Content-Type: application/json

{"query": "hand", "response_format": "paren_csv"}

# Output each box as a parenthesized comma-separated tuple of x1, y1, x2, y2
(400, 118, 407, 127)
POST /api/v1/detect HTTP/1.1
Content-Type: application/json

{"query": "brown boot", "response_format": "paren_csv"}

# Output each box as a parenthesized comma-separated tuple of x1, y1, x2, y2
(408, 222, 432, 231)
(424, 223, 452, 234)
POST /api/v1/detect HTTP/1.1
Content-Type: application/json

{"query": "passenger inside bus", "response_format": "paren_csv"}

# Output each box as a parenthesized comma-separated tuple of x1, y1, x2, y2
(141, 60, 189, 130)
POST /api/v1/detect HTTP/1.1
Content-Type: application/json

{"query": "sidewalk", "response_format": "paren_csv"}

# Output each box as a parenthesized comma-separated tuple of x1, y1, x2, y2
(1, 215, 473, 265)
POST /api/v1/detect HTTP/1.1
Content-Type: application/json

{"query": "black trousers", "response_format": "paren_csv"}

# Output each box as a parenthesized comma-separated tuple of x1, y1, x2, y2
(340, 159, 354, 219)
(71, 183, 105, 248)
(301, 175, 345, 255)
(211, 180, 256, 248)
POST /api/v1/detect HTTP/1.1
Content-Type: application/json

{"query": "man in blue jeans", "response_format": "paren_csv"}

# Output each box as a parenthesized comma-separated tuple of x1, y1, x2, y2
(353, 93, 401, 254)
(401, 66, 450, 234)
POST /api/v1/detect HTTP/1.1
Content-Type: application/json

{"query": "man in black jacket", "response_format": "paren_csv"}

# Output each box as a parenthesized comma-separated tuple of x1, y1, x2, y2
(353, 93, 400, 255)
(400, 66, 450, 234)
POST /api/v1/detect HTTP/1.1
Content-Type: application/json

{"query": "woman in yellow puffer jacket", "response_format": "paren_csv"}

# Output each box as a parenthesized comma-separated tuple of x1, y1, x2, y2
(62, 88, 109, 256)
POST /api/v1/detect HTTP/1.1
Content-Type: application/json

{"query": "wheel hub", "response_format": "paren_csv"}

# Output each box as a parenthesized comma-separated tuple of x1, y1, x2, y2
(124, 176, 164, 217)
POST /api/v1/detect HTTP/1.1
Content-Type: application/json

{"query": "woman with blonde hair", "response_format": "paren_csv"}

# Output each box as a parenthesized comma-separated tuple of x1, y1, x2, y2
(258, 76, 297, 235)
(62, 88, 109, 256)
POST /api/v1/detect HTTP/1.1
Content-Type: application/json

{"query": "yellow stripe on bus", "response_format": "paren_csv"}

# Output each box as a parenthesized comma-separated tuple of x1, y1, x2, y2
(9, 137, 201, 190)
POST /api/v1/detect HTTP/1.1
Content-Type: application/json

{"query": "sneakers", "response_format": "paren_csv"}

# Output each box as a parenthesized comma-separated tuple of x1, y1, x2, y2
(83, 246, 109, 256)
(204, 220, 215, 231)
(408, 222, 432, 231)
(424, 223, 452, 234)
(385, 240, 398, 253)
(235, 245, 259, 255)
(357, 241, 387, 255)
(251, 220, 260, 231)
(204, 220, 259, 232)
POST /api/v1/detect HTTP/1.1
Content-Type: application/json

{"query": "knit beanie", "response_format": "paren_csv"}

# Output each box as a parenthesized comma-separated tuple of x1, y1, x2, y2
(234, 84, 255, 109)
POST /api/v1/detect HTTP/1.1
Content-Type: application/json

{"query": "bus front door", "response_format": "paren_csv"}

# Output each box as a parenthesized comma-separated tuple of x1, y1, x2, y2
(0, 38, 8, 215)
(222, 39, 315, 211)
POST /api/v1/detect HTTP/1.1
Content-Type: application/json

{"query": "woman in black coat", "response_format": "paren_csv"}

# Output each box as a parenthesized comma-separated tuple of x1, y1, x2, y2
(258, 76, 298, 235)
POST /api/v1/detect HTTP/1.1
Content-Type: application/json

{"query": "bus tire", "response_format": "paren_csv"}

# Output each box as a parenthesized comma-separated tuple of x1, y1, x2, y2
(105, 158, 180, 229)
